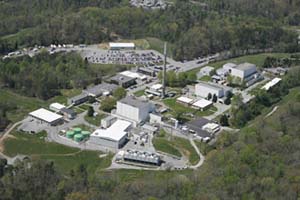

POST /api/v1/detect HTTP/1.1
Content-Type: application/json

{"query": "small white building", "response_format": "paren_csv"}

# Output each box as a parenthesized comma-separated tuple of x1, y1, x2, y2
(109, 42, 135, 50)
(192, 99, 213, 111)
(90, 119, 132, 149)
(49, 103, 66, 112)
(202, 123, 220, 134)
(116, 96, 154, 123)
(149, 113, 162, 124)
(120, 71, 147, 81)
(101, 116, 117, 128)
(195, 81, 232, 98)
(261, 78, 282, 91)
(176, 96, 194, 105)
(29, 108, 63, 126)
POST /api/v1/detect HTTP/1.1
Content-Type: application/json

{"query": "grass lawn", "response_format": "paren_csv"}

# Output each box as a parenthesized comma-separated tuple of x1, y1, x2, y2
(3, 130, 111, 174)
(153, 137, 181, 157)
(78, 104, 91, 111)
(134, 89, 145, 97)
(84, 113, 106, 126)
(0, 89, 46, 123)
(48, 88, 81, 105)
(199, 75, 212, 82)
(153, 131, 199, 165)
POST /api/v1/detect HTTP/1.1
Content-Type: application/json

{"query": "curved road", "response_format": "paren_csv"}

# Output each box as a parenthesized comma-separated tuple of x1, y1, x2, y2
(189, 138, 205, 169)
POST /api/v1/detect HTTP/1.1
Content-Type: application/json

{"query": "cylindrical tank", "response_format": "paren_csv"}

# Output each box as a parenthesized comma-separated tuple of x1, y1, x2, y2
(82, 131, 91, 138)
(74, 134, 84, 142)
(66, 131, 75, 139)
(73, 128, 82, 134)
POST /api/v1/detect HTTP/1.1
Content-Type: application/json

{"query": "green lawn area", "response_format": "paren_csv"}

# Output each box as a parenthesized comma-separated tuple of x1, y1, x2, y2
(78, 104, 90, 111)
(134, 89, 145, 97)
(3, 130, 111, 174)
(84, 113, 106, 126)
(48, 88, 81, 105)
(152, 130, 199, 165)
(153, 137, 181, 157)
(199, 75, 212, 82)
(0, 89, 46, 123)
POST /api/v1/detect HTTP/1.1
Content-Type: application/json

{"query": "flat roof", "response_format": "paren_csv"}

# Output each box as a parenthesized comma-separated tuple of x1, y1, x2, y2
(118, 96, 151, 109)
(192, 99, 213, 108)
(223, 63, 237, 69)
(177, 96, 194, 104)
(196, 81, 231, 91)
(50, 103, 65, 110)
(111, 74, 136, 83)
(29, 108, 63, 123)
(142, 124, 158, 132)
(69, 93, 88, 101)
(186, 119, 211, 137)
(150, 84, 163, 90)
(200, 66, 214, 72)
(109, 42, 135, 48)
(120, 71, 147, 80)
(261, 78, 282, 91)
(236, 62, 256, 71)
(91, 119, 131, 141)
(84, 83, 118, 95)
(202, 123, 219, 130)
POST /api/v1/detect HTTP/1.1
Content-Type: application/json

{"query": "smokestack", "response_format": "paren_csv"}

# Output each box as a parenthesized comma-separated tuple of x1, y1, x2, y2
(162, 42, 167, 99)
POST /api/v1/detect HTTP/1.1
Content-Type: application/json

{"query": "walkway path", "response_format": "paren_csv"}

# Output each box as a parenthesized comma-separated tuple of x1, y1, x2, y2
(264, 106, 278, 119)
(188, 138, 205, 169)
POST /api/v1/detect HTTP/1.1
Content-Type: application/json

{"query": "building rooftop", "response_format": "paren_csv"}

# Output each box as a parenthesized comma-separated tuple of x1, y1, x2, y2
(69, 93, 88, 102)
(196, 81, 232, 91)
(120, 71, 147, 80)
(29, 108, 63, 123)
(91, 119, 132, 141)
(192, 99, 212, 108)
(109, 42, 135, 48)
(236, 62, 256, 71)
(186, 118, 211, 137)
(111, 74, 136, 84)
(261, 77, 282, 91)
(84, 83, 118, 96)
(176, 96, 194, 104)
(150, 84, 163, 91)
(60, 107, 76, 115)
(50, 103, 65, 110)
(119, 96, 151, 109)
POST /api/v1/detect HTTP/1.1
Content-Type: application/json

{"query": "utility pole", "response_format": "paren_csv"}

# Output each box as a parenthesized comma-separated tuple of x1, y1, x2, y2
(162, 42, 167, 99)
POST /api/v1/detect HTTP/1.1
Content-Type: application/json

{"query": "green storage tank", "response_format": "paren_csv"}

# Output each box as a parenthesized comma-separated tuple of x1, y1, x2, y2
(73, 128, 82, 134)
(66, 131, 75, 139)
(82, 131, 91, 138)
(74, 134, 84, 142)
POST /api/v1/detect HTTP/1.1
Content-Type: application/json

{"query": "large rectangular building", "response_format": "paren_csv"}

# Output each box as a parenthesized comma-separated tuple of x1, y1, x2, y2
(225, 62, 257, 81)
(195, 81, 232, 98)
(116, 96, 154, 123)
(109, 42, 135, 50)
(90, 119, 132, 149)
(110, 74, 136, 88)
(29, 108, 63, 126)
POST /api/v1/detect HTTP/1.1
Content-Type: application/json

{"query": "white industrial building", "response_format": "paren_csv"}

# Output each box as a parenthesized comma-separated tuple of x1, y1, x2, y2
(29, 108, 63, 126)
(120, 71, 147, 81)
(229, 63, 257, 81)
(116, 96, 154, 123)
(49, 103, 66, 112)
(90, 119, 132, 149)
(192, 99, 213, 111)
(109, 42, 135, 50)
(195, 81, 232, 98)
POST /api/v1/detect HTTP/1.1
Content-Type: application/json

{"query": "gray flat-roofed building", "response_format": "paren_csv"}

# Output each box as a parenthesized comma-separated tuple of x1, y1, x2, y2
(84, 83, 118, 97)
(123, 149, 161, 166)
(186, 118, 211, 138)
(116, 96, 154, 123)
(60, 108, 76, 120)
(138, 67, 156, 77)
(68, 93, 89, 106)
(110, 74, 136, 88)
(195, 81, 232, 98)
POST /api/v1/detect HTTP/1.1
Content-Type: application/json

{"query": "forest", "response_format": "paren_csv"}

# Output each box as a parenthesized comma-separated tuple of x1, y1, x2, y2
(0, 0, 300, 60)
(0, 52, 103, 100)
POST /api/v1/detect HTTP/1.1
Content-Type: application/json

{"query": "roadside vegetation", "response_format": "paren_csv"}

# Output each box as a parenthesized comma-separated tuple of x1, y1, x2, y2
(3, 130, 111, 173)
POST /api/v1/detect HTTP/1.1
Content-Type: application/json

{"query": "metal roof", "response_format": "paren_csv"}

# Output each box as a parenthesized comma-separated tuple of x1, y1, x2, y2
(118, 96, 151, 109)
(177, 96, 193, 104)
(29, 108, 63, 123)
(91, 119, 131, 141)
(236, 62, 256, 71)
(192, 99, 212, 108)
(49, 103, 65, 110)
(261, 77, 282, 91)
(109, 42, 135, 48)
